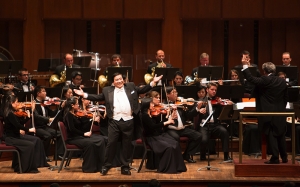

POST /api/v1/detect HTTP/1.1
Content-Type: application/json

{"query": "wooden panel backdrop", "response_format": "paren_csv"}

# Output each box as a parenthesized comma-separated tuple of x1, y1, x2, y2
(0, 0, 25, 20)
(181, 0, 222, 19)
(124, 0, 164, 19)
(83, 0, 123, 19)
(43, 0, 82, 19)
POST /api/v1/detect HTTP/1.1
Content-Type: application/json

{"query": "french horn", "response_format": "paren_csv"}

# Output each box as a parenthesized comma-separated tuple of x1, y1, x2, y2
(144, 61, 165, 84)
(98, 63, 120, 88)
(49, 66, 68, 87)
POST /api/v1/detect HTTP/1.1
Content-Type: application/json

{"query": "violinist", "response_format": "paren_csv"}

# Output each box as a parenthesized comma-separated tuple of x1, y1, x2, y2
(78, 97, 100, 133)
(69, 71, 84, 96)
(63, 96, 106, 172)
(164, 87, 202, 163)
(3, 95, 49, 173)
(14, 68, 35, 92)
(190, 83, 232, 162)
(140, 98, 187, 173)
(33, 85, 64, 161)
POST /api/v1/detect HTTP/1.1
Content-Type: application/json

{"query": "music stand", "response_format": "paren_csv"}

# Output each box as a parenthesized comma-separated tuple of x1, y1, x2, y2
(175, 85, 198, 99)
(0, 61, 11, 74)
(107, 66, 133, 82)
(276, 65, 298, 81)
(197, 66, 223, 80)
(9, 61, 23, 74)
(197, 110, 220, 171)
(234, 67, 258, 84)
(288, 88, 299, 102)
(45, 87, 64, 98)
(216, 85, 245, 100)
(17, 91, 33, 102)
(154, 68, 180, 81)
(37, 59, 51, 72)
(66, 67, 91, 85)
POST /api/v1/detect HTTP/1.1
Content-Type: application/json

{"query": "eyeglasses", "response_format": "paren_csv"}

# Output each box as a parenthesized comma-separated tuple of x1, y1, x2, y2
(154, 96, 160, 99)
(75, 78, 82, 81)
(21, 74, 29, 76)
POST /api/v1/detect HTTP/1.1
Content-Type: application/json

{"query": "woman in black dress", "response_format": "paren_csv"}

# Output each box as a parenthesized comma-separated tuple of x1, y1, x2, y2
(140, 98, 187, 173)
(63, 96, 106, 173)
(3, 95, 49, 173)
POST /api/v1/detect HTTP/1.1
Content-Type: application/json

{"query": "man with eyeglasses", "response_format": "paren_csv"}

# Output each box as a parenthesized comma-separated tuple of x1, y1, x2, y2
(14, 68, 35, 92)
(69, 71, 85, 97)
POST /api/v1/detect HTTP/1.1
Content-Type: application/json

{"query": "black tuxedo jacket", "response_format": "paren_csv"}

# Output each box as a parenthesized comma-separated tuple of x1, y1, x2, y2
(54, 64, 81, 77)
(234, 64, 261, 94)
(33, 99, 58, 128)
(243, 68, 288, 136)
(14, 82, 35, 92)
(86, 82, 153, 119)
(146, 62, 172, 74)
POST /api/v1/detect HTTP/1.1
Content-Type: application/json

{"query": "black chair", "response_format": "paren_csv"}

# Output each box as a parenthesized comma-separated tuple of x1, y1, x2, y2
(0, 118, 22, 173)
(57, 122, 82, 173)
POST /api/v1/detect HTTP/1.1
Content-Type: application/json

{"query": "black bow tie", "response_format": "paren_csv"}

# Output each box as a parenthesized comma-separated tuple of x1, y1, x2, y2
(21, 82, 28, 86)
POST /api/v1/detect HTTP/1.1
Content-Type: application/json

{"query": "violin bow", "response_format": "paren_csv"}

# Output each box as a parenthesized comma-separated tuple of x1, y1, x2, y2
(89, 110, 97, 133)
(31, 94, 36, 136)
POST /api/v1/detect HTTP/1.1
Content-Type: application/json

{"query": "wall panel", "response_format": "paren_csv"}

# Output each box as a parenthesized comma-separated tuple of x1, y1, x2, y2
(211, 21, 224, 67)
(0, 0, 25, 20)
(83, 0, 123, 19)
(228, 20, 254, 70)
(222, 0, 263, 19)
(270, 21, 286, 65)
(0, 22, 10, 51)
(91, 20, 116, 54)
(124, 0, 163, 19)
(265, 0, 300, 18)
(43, 0, 82, 19)
(197, 21, 212, 64)
(8, 22, 23, 60)
(285, 20, 300, 67)
(60, 21, 75, 54)
(44, 21, 61, 57)
(181, 0, 221, 19)
(182, 21, 198, 77)
(146, 21, 162, 54)
(258, 20, 272, 66)
(74, 21, 88, 52)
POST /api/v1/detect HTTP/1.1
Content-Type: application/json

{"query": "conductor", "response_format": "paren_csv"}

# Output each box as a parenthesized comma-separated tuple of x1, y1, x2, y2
(242, 62, 288, 164)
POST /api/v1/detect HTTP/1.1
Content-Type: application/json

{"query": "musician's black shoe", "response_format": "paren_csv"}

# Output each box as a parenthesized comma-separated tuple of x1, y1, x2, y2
(200, 155, 207, 161)
(100, 166, 110, 175)
(121, 166, 131, 175)
(282, 158, 288, 163)
(264, 159, 280, 164)
(183, 154, 196, 163)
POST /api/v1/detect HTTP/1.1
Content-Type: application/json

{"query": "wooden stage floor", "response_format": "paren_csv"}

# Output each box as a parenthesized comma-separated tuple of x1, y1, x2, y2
(0, 153, 300, 187)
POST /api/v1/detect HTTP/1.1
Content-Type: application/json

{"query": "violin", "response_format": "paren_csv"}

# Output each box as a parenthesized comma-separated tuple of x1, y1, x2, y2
(75, 110, 93, 118)
(14, 109, 29, 118)
(150, 105, 168, 117)
(43, 97, 62, 106)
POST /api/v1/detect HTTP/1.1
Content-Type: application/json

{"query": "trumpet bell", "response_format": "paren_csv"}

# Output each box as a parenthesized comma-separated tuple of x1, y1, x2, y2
(184, 75, 194, 86)
(49, 72, 66, 88)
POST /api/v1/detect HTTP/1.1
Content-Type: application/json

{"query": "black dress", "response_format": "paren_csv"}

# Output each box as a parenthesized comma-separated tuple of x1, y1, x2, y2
(141, 113, 187, 173)
(4, 112, 48, 173)
(64, 112, 106, 173)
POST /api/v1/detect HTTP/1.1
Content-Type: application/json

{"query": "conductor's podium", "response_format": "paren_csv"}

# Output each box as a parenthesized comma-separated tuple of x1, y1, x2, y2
(233, 101, 300, 177)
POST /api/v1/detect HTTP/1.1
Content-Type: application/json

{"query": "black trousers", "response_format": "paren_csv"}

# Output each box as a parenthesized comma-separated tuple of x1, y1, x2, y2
(267, 130, 287, 161)
(104, 118, 134, 168)
(167, 127, 202, 156)
(199, 123, 229, 156)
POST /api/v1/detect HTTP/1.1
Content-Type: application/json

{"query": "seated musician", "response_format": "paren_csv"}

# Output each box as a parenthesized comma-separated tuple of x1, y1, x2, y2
(33, 85, 64, 161)
(146, 50, 172, 74)
(63, 96, 106, 173)
(234, 50, 261, 95)
(69, 71, 84, 96)
(3, 95, 49, 173)
(140, 98, 187, 173)
(173, 71, 184, 86)
(281, 52, 298, 86)
(218, 69, 242, 86)
(14, 68, 35, 92)
(164, 86, 202, 163)
(189, 83, 233, 161)
(190, 53, 211, 80)
(54, 53, 80, 78)
(103, 54, 122, 77)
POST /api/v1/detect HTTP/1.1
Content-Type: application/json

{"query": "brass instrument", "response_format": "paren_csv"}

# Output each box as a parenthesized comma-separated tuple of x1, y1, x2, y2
(49, 65, 68, 87)
(184, 72, 201, 86)
(144, 61, 165, 84)
(98, 62, 120, 88)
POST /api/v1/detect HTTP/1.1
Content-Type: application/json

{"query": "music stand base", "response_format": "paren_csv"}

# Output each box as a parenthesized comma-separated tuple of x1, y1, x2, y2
(48, 165, 60, 171)
(197, 166, 220, 171)
(219, 159, 233, 164)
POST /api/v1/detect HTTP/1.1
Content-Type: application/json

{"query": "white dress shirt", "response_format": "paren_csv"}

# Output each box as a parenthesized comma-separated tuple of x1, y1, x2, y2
(113, 87, 133, 121)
